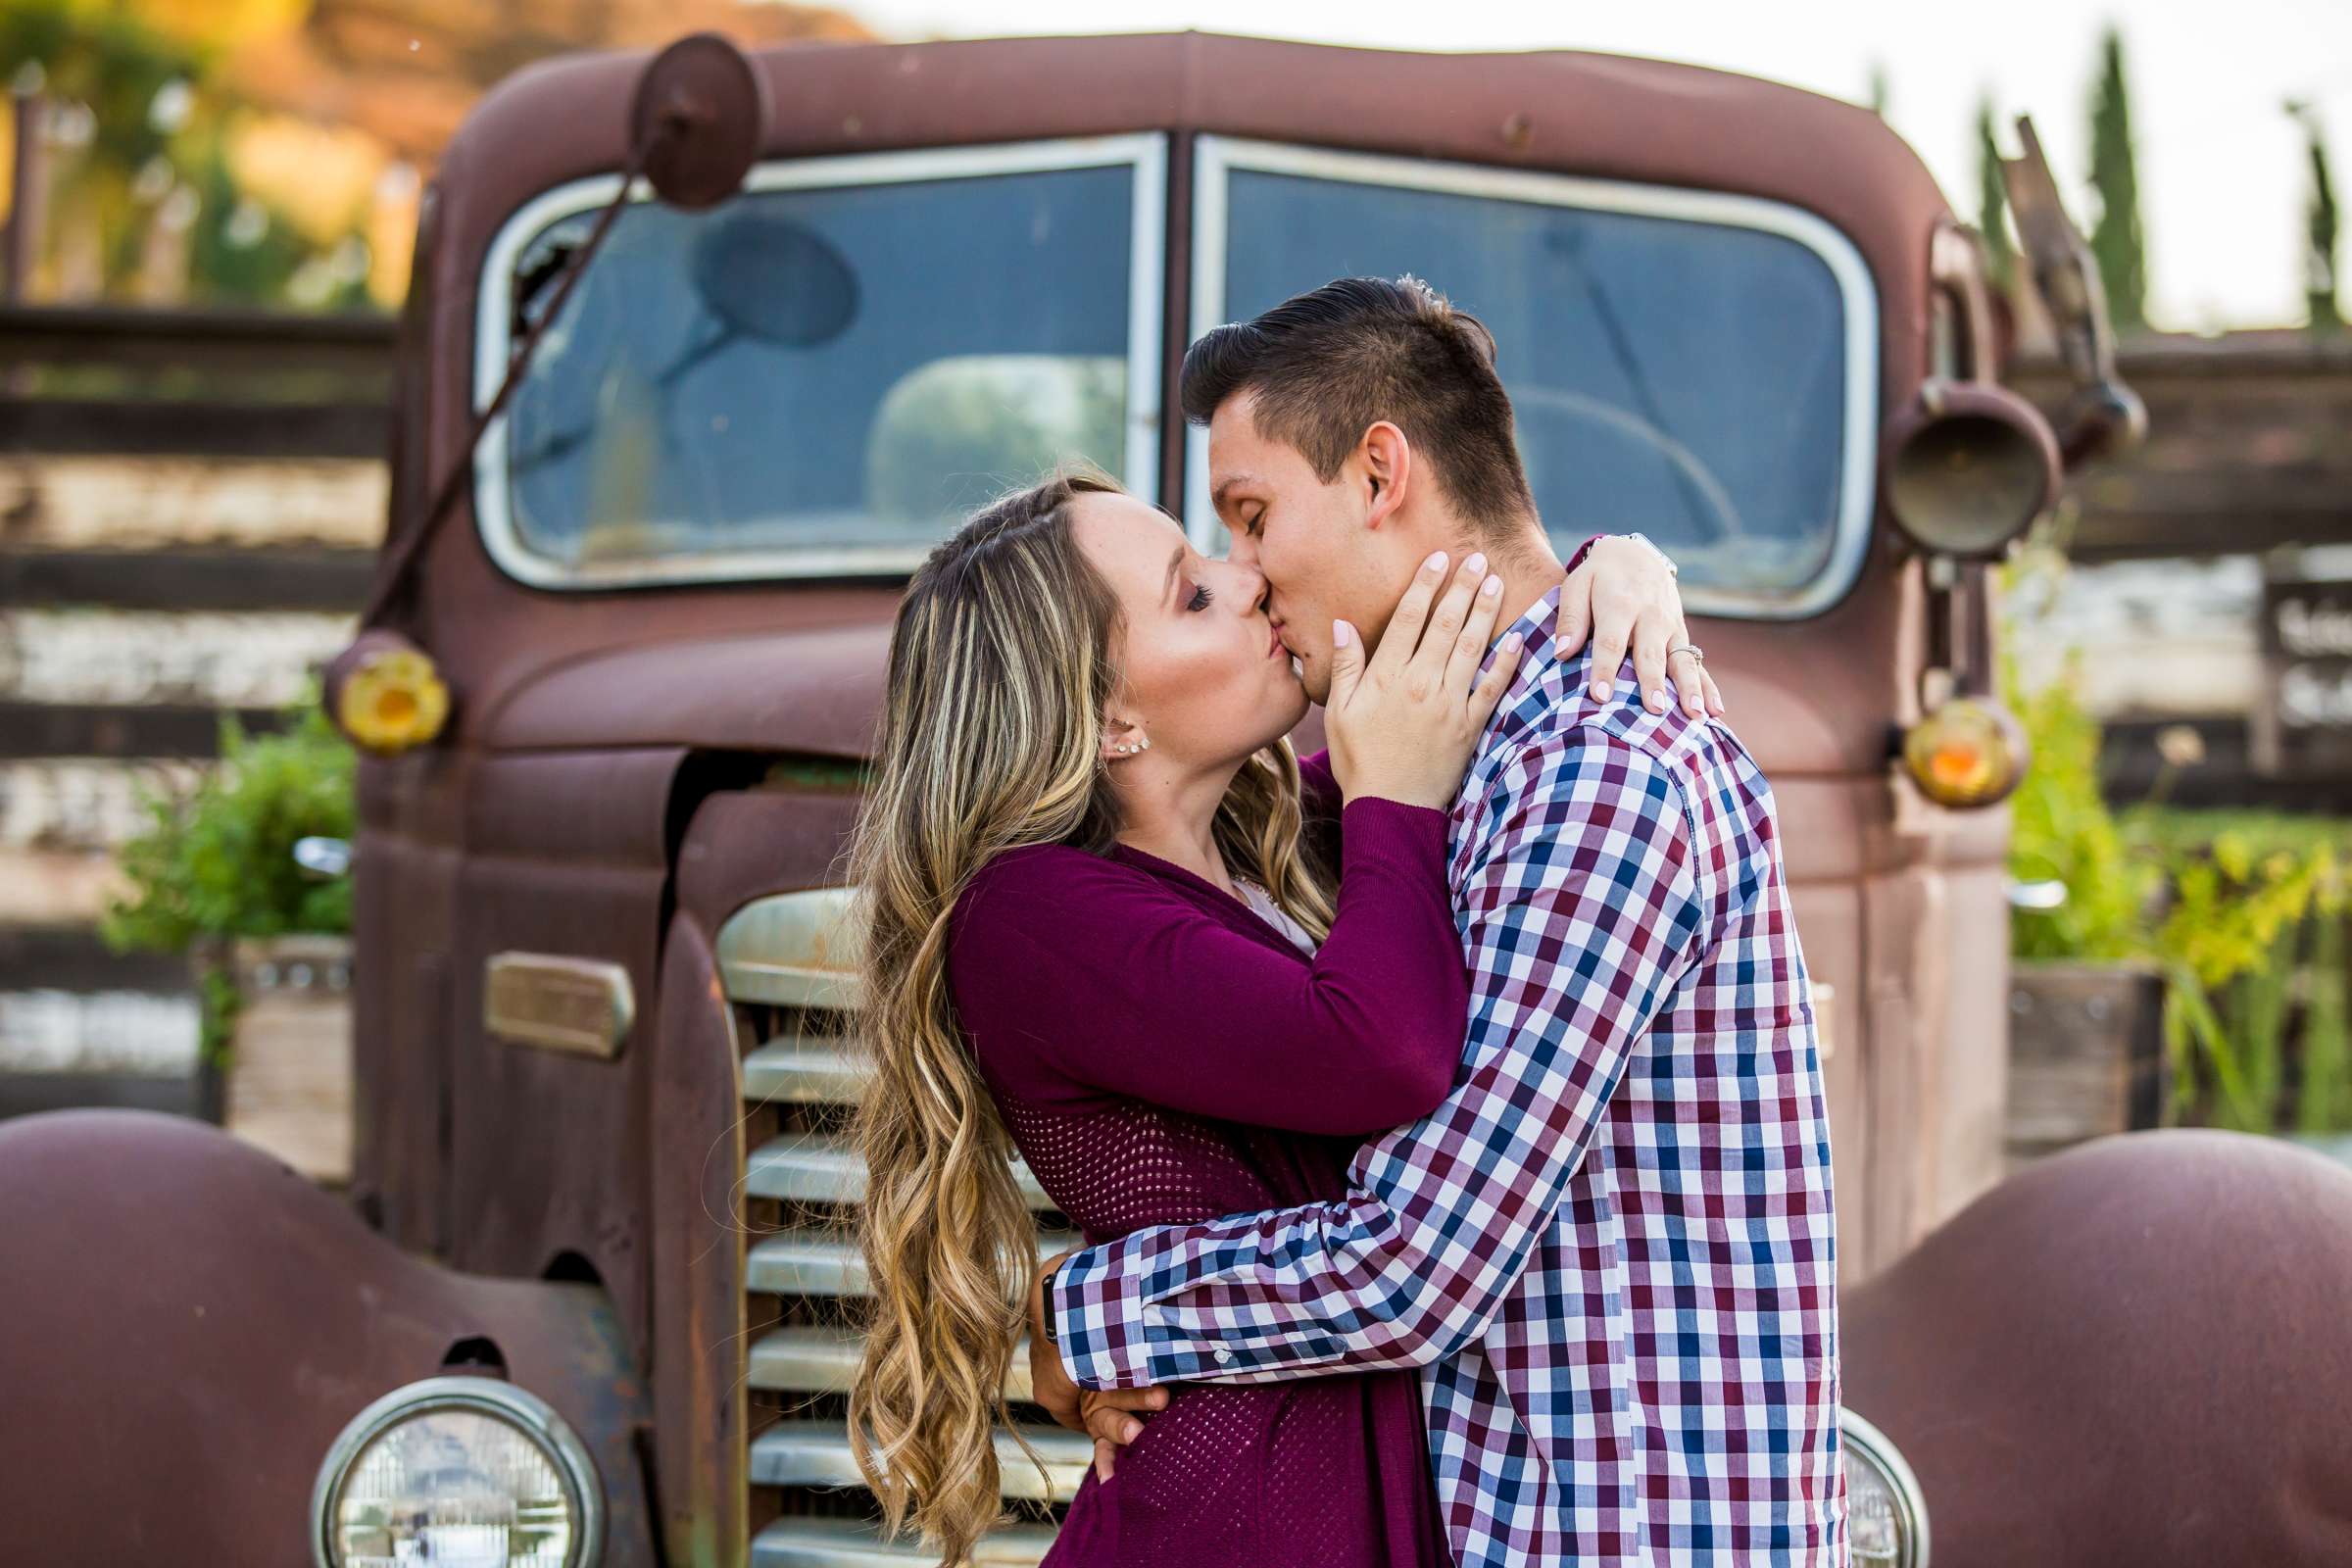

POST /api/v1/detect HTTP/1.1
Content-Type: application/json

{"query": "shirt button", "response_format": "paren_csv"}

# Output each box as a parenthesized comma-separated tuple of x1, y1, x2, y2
(1212, 1348, 1233, 1364)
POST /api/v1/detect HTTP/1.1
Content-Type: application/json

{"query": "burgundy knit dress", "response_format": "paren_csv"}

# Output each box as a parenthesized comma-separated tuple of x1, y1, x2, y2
(946, 756, 1460, 1568)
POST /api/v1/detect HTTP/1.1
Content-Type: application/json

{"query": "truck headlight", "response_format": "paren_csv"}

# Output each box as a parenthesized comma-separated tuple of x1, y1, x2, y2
(311, 1375, 602, 1568)
(1841, 1407, 1930, 1568)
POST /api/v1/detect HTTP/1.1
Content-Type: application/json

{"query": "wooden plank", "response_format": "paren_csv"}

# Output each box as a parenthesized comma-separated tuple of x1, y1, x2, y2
(2010, 338, 2352, 561)
(0, 400, 389, 461)
(0, 457, 385, 552)
(0, 923, 192, 995)
(0, 849, 126, 925)
(0, 1068, 215, 1124)
(0, 700, 295, 760)
(2101, 717, 2352, 813)
(2006, 962, 2167, 1169)
(0, 304, 395, 377)
(1, 611, 354, 708)
(0, 548, 376, 612)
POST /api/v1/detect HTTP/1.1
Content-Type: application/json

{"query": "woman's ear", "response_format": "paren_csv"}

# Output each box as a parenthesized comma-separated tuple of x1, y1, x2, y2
(1359, 421, 1411, 531)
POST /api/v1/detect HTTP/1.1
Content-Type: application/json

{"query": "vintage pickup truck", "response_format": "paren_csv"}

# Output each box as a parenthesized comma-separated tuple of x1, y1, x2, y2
(6, 27, 2350, 1568)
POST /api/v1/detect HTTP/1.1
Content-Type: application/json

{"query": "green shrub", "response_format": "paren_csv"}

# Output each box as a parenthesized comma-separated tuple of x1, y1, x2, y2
(99, 681, 357, 1069)
(2000, 542, 2348, 1131)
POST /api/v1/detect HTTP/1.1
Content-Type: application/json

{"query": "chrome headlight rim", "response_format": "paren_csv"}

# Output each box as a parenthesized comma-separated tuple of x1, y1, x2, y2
(1840, 1405, 1931, 1568)
(309, 1373, 605, 1568)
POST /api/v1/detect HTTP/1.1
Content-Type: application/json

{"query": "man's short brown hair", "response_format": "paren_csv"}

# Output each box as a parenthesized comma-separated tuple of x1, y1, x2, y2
(1179, 274, 1536, 531)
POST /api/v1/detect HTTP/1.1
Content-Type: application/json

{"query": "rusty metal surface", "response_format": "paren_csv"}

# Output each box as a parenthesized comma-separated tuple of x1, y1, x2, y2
(351, 745, 467, 1256)
(0, 1108, 656, 1566)
(444, 747, 689, 1367)
(647, 902, 756, 1568)
(1841, 1129, 2352, 1566)
(479, 612, 896, 759)
(675, 786, 864, 935)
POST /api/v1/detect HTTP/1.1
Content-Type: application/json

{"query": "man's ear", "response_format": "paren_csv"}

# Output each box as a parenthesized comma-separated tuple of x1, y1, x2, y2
(1358, 421, 1411, 532)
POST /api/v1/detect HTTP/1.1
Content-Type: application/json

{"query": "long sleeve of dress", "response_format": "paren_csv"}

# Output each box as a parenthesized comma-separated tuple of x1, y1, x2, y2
(947, 796, 1468, 1139)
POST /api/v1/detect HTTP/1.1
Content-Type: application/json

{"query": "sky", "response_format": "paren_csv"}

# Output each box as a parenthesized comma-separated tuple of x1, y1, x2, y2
(850, 0, 2352, 332)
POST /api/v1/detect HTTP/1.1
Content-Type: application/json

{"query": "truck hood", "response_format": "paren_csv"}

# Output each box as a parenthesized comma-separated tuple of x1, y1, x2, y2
(477, 614, 894, 760)
(473, 606, 1883, 781)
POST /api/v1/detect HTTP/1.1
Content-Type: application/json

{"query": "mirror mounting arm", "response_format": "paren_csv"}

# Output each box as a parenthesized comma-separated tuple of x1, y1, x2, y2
(2001, 115, 2148, 468)
(358, 32, 770, 632)
(359, 135, 662, 629)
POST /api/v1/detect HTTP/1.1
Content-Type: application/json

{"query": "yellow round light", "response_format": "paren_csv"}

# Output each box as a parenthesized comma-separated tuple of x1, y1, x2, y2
(337, 644, 450, 754)
(1902, 698, 2025, 809)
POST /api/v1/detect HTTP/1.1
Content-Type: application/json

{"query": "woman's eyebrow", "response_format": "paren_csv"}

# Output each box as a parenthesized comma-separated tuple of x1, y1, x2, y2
(1160, 544, 1186, 607)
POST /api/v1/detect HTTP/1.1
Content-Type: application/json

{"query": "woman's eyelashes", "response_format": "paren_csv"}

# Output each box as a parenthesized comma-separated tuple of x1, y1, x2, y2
(1186, 582, 1214, 612)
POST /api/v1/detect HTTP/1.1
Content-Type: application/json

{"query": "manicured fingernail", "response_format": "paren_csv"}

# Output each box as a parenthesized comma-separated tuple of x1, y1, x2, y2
(1424, 551, 1447, 572)
(1686, 694, 1703, 715)
(1591, 679, 1611, 700)
(1124, 1421, 1141, 1442)
(1331, 619, 1351, 648)
(1464, 552, 1488, 576)
(1503, 633, 1522, 651)
(1648, 689, 1667, 711)
(1481, 575, 1501, 597)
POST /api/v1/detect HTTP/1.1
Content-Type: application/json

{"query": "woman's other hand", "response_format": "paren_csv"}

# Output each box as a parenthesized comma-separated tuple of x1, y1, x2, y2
(1325, 551, 1525, 809)
(1555, 535, 1724, 719)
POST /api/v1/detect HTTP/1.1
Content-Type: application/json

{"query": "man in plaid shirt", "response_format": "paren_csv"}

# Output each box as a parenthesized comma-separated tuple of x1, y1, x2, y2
(1027, 276, 1846, 1565)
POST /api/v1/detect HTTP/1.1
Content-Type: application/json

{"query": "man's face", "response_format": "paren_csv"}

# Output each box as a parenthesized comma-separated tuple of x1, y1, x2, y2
(1207, 391, 1408, 705)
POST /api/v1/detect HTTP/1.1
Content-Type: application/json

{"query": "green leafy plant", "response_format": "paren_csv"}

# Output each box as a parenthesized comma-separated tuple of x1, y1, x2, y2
(99, 682, 356, 1070)
(2001, 542, 2348, 1132)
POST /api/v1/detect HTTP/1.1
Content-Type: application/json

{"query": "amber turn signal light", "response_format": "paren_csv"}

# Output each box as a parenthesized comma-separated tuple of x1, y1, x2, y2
(324, 629, 451, 755)
(1901, 698, 2027, 809)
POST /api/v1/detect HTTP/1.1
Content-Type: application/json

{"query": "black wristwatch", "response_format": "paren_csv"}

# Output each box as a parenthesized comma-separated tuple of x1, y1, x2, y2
(1038, 1267, 1060, 1346)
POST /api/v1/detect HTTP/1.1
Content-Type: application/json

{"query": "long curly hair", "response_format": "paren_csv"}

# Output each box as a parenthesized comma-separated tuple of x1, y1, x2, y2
(844, 467, 1334, 1562)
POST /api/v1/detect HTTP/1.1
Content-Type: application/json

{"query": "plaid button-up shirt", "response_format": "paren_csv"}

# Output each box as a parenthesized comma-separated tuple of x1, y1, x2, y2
(1051, 585, 1846, 1566)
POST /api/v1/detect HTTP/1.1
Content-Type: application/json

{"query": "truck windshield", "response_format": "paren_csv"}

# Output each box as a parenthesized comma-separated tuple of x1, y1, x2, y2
(476, 138, 1164, 588)
(1196, 141, 1878, 617)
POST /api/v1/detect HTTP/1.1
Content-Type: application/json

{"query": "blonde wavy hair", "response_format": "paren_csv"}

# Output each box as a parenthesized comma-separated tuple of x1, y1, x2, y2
(845, 467, 1335, 1562)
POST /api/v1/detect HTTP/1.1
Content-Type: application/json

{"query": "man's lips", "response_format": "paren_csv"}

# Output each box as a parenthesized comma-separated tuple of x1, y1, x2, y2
(1267, 621, 1289, 660)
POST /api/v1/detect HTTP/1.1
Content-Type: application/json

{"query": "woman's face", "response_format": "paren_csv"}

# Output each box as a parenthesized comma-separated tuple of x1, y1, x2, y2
(1068, 490, 1309, 770)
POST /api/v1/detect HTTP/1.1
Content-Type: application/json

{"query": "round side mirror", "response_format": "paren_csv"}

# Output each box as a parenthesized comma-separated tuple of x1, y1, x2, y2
(691, 213, 858, 349)
(629, 32, 772, 211)
(1880, 379, 2062, 560)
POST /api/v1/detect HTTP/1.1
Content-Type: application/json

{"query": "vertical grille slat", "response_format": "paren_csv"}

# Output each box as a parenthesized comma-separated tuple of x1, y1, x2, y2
(717, 888, 1072, 1561)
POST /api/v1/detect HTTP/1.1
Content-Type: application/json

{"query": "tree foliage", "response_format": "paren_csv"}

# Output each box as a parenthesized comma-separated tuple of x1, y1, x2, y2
(2086, 26, 2148, 332)
(1975, 95, 2016, 296)
(2289, 102, 2341, 333)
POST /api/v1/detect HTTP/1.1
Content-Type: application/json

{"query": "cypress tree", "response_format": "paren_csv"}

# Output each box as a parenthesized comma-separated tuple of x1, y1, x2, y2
(2288, 102, 2340, 332)
(1976, 94, 2016, 292)
(2087, 27, 2147, 331)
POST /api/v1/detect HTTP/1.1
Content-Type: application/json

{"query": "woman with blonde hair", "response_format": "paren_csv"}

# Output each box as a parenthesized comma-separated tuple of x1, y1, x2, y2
(845, 468, 1690, 1566)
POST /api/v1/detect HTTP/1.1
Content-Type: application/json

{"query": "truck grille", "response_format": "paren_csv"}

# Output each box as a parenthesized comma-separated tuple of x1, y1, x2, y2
(716, 889, 1071, 1566)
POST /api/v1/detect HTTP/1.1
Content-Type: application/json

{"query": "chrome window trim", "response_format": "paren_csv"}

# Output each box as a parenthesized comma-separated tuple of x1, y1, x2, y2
(472, 134, 1170, 591)
(1185, 136, 1882, 620)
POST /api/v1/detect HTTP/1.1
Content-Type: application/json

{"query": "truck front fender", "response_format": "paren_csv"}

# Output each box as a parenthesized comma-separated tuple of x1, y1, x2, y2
(1842, 1128, 2352, 1567)
(0, 1108, 656, 1567)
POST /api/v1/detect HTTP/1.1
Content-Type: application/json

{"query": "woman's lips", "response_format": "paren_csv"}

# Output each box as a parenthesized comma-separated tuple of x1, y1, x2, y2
(1267, 623, 1287, 660)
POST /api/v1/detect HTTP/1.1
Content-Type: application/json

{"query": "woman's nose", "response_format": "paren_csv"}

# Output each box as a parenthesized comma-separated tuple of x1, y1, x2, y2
(1220, 559, 1269, 613)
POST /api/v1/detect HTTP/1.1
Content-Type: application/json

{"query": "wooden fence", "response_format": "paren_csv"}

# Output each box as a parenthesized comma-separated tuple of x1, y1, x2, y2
(0, 306, 390, 1119)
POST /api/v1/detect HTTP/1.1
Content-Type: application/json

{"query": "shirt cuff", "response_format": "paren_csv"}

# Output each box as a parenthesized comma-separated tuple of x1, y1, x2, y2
(1564, 531, 1606, 574)
(1048, 1230, 1350, 1388)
